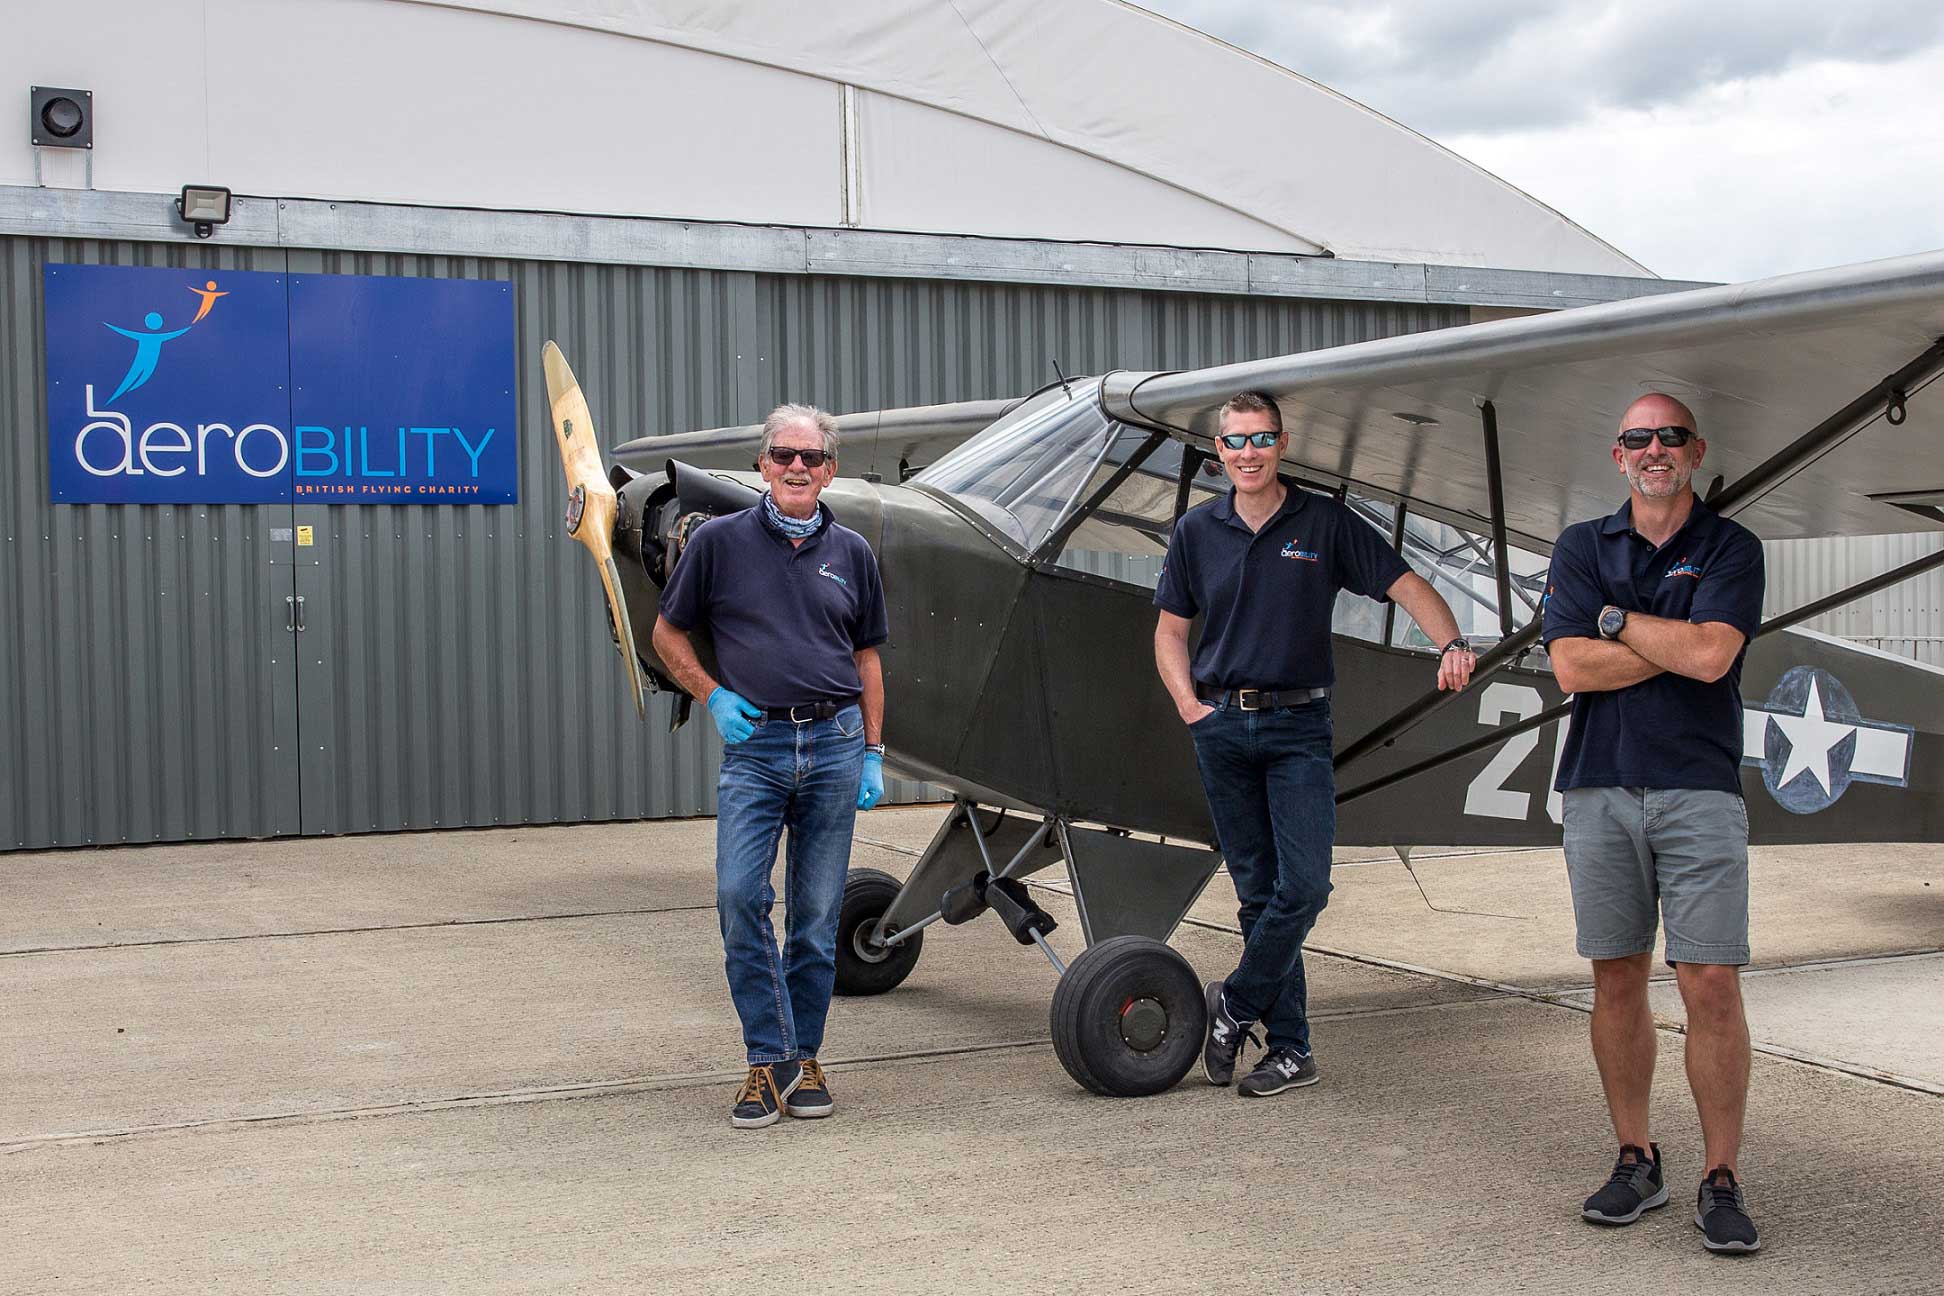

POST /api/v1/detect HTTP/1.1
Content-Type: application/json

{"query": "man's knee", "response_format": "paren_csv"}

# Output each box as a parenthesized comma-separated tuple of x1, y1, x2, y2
(1590, 952, 1653, 1002)
(1674, 961, 1745, 1024)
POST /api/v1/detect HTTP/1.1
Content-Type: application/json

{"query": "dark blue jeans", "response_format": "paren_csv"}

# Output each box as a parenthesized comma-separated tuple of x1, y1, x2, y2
(1190, 698, 1335, 1055)
(715, 704, 866, 1064)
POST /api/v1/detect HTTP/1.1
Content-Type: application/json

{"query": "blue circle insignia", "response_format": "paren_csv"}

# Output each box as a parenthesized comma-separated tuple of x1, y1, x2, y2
(1760, 666, 1861, 814)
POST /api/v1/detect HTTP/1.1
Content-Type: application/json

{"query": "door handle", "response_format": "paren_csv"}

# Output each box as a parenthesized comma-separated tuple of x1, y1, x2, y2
(285, 595, 296, 632)
(295, 595, 307, 632)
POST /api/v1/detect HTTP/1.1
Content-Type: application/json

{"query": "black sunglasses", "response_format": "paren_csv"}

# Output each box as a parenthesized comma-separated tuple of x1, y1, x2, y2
(1617, 425, 1696, 450)
(766, 446, 830, 468)
(1218, 430, 1280, 450)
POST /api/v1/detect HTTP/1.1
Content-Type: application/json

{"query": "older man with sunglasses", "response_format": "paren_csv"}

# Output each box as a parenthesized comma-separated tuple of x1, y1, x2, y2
(1153, 390, 1474, 1100)
(653, 403, 888, 1129)
(1542, 393, 1766, 1254)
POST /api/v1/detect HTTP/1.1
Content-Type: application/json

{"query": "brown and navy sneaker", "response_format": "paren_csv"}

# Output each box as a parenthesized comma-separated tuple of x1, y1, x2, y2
(783, 1058, 834, 1119)
(1695, 1166, 1761, 1254)
(730, 1063, 800, 1130)
(1582, 1143, 1668, 1224)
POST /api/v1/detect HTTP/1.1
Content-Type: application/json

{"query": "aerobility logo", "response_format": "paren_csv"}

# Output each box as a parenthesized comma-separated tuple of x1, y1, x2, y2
(44, 264, 516, 505)
(1664, 555, 1704, 580)
(1279, 540, 1320, 562)
(817, 562, 849, 586)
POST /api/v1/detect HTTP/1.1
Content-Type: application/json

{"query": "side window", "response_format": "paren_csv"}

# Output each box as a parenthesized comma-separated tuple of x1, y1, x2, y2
(1052, 435, 1219, 590)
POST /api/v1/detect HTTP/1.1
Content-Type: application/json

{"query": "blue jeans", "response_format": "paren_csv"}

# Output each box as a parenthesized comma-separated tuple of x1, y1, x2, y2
(715, 704, 866, 1064)
(1189, 698, 1335, 1055)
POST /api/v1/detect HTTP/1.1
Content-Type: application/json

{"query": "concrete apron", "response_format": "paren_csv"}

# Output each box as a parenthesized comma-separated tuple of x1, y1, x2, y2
(4, 807, 1943, 1294)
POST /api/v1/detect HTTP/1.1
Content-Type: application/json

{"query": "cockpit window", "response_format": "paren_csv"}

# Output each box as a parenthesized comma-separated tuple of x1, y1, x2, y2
(912, 379, 1125, 553)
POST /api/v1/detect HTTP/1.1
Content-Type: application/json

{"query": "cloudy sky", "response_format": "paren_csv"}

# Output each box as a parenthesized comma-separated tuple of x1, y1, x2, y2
(1137, 0, 1944, 282)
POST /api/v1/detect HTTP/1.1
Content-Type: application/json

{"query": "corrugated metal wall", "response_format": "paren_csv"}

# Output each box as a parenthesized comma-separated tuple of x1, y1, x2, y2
(0, 229, 1464, 850)
(1765, 532, 1944, 666)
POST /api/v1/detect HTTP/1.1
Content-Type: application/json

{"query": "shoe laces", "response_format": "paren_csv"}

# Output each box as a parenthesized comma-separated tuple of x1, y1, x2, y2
(798, 1058, 826, 1091)
(736, 1066, 778, 1107)
(1702, 1168, 1743, 1211)
(1607, 1145, 1651, 1184)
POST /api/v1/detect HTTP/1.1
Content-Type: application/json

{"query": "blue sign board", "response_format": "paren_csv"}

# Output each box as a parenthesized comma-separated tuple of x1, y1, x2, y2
(44, 264, 516, 504)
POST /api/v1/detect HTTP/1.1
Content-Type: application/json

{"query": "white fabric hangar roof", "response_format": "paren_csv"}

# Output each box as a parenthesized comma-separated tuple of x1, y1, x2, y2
(8, 0, 1647, 276)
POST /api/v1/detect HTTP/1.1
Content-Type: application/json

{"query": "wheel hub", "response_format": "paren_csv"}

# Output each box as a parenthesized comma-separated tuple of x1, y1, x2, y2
(851, 921, 893, 964)
(1118, 996, 1168, 1052)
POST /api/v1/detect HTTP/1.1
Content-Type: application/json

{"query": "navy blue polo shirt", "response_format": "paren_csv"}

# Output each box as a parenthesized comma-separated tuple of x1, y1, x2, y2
(1153, 484, 1411, 690)
(658, 501, 889, 708)
(1543, 499, 1765, 792)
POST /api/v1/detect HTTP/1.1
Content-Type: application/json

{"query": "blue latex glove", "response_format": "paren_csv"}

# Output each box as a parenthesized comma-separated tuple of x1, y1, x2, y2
(705, 687, 762, 744)
(857, 751, 884, 810)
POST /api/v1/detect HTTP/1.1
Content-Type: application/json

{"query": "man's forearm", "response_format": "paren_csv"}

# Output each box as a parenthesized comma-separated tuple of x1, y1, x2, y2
(1617, 613, 1742, 683)
(855, 647, 885, 744)
(651, 616, 719, 701)
(1388, 572, 1461, 648)
(1551, 637, 1661, 693)
(1153, 617, 1201, 715)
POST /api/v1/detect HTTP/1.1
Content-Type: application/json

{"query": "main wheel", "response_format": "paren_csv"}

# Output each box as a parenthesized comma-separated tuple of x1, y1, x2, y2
(832, 868, 923, 996)
(1050, 935, 1205, 1097)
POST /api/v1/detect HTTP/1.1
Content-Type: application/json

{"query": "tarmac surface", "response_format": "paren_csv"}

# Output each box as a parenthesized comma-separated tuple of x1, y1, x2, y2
(5, 806, 1942, 1294)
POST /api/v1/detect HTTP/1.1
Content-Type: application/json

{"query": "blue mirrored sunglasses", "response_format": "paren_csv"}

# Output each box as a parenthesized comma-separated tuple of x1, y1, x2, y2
(1218, 430, 1279, 450)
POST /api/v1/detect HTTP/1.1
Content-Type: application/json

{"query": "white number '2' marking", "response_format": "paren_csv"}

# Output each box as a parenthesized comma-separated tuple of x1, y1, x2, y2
(1463, 682, 1570, 824)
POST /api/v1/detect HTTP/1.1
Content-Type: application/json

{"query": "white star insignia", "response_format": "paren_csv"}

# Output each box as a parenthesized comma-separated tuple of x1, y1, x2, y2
(1765, 676, 1855, 795)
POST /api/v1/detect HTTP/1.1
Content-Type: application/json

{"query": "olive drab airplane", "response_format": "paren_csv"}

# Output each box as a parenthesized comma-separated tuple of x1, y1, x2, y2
(541, 249, 1944, 1097)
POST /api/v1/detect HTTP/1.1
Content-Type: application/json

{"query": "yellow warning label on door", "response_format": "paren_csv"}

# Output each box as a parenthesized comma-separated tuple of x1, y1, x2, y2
(296, 526, 314, 547)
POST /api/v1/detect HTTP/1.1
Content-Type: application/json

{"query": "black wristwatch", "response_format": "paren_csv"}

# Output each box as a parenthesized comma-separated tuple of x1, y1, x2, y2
(1440, 637, 1472, 656)
(1598, 605, 1628, 640)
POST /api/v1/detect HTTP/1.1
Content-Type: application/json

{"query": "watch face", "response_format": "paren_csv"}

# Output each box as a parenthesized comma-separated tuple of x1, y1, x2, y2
(1600, 607, 1626, 636)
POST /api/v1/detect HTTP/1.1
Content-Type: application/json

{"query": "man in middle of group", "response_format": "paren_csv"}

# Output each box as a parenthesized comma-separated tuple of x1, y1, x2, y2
(1153, 390, 1475, 1097)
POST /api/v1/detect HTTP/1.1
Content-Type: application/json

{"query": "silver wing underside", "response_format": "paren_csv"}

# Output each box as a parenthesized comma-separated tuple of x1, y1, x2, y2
(1111, 249, 1944, 549)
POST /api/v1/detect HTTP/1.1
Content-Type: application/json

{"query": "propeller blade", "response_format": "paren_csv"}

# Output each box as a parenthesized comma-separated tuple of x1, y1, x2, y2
(541, 340, 646, 719)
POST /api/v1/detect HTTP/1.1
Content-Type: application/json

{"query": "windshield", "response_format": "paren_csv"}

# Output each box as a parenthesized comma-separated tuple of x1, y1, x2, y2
(913, 379, 1122, 552)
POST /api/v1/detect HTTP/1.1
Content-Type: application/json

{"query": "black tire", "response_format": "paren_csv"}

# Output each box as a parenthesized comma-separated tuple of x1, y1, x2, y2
(833, 868, 923, 996)
(1050, 935, 1205, 1097)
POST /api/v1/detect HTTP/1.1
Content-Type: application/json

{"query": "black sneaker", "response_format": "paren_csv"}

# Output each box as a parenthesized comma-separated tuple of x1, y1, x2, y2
(730, 1064, 800, 1130)
(1237, 1046, 1318, 1096)
(1695, 1166, 1761, 1254)
(1582, 1143, 1668, 1224)
(1201, 980, 1257, 1087)
(784, 1058, 833, 1119)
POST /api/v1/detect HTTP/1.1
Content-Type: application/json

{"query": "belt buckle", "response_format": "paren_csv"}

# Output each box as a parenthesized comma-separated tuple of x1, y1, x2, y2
(1237, 689, 1264, 712)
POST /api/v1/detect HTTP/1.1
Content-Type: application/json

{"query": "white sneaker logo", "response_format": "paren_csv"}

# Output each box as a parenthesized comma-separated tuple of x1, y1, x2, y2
(1277, 1057, 1299, 1077)
(1212, 1021, 1232, 1044)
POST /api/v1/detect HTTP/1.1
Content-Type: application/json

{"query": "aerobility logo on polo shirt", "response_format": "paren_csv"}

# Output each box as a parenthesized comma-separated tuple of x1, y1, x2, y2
(1665, 556, 1704, 579)
(1279, 540, 1320, 562)
(45, 264, 516, 504)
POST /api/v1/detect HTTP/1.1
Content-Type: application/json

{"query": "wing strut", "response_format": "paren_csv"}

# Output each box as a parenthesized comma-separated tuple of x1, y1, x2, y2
(1337, 534, 1944, 805)
(1333, 340, 1944, 775)
(1478, 399, 1516, 640)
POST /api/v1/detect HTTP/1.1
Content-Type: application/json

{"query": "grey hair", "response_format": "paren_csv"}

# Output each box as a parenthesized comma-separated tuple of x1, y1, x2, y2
(759, 403, 840, 458)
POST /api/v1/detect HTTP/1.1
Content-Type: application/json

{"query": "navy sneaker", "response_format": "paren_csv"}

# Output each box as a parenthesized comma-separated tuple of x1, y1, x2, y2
(1237, 1046, 1318, 1096)
(1695, 1166, 1761, 1254)
(784, 1058, 833, 1119)
(730, 1063, 800, 1130)
(1582, 1144, 1668, 1224)
(1201, 980, 1257, 1086)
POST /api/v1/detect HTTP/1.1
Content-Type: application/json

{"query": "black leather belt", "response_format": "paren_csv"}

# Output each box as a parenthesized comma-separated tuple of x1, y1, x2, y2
(1197, 685, 1329, 712)
(762, 699, 857, 723)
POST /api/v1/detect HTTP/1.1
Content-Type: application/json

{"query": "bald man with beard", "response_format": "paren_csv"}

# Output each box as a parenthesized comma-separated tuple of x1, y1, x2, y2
(1541, 393, 1767, 1254)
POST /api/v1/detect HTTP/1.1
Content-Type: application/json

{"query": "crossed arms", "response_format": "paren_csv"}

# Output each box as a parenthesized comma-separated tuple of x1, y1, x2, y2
(1550, 615, 1746, 694)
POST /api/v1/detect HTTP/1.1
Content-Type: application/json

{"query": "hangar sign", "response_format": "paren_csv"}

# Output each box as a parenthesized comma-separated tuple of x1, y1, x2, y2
(44, 264, 516, 504)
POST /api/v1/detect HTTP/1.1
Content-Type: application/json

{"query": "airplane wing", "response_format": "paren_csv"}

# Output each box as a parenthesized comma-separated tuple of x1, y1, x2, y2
(611, 396, 1019, 480)
(1107, 250, 1944, 549)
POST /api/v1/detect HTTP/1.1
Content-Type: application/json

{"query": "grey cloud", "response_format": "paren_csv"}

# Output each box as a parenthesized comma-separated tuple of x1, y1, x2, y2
(1139, 0, 1944, 134)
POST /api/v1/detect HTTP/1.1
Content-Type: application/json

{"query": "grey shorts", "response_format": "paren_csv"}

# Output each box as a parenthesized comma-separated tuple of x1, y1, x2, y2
(1561, 787, 1750, 966)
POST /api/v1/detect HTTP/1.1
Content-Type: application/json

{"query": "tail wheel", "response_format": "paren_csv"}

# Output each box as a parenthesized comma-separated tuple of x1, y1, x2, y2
(833, 868, 923, 996)
(1050, 936, 1204, 1097)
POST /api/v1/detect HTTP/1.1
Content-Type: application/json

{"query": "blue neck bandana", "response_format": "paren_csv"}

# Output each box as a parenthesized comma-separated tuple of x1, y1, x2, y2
(762, 491, 822, 540)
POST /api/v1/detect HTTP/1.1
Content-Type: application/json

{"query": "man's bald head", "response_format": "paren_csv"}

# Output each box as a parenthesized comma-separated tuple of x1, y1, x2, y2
(1620, 392, 1697, 435)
